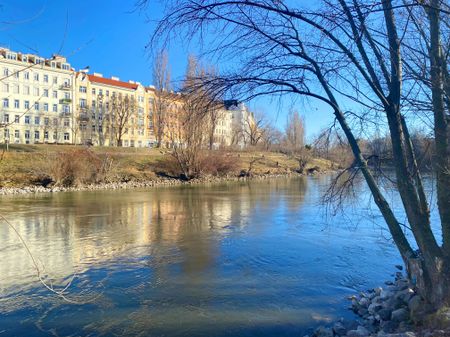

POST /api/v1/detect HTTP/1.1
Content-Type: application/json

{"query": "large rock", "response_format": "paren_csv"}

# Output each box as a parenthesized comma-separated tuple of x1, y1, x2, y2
(312, 326, 333, 337)
(407, 295, 422, 313)
(368, 302, 383, 314)
(380, 319, 399, 333)
(332, 321, 347, 336)
(378, 308, 392, 321)
(346, 326, 370, 337)
(391, 308, 410, 322)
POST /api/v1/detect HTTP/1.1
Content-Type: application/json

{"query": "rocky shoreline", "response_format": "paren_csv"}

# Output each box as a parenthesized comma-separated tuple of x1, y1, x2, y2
(0, 171, 316, 196)
(308, 267, 450, 337)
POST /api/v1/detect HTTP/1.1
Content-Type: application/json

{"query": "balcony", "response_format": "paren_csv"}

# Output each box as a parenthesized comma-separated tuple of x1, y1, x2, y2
(59, 83, 71, 90)
(59, 98, 72, 104)
(78, 113, 89, 122)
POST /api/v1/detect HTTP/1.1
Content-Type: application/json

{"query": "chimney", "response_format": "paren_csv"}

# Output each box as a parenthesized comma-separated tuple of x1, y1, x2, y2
(93, 73, 103, 77)
(111, 76, 120, 81)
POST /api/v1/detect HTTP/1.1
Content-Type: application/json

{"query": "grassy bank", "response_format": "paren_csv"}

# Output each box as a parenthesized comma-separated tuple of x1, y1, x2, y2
(0, 144, 333, 188)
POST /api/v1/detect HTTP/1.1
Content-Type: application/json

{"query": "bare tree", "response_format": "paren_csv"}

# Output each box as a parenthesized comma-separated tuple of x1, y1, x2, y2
(284, 110, 305, 151)
(141, 0, 450, 310)
(152, 49, 171, 148)
(110, 93, 136, 147)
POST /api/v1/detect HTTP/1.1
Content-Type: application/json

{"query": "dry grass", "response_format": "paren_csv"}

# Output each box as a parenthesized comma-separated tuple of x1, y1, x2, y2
(0, 144, 333, 187)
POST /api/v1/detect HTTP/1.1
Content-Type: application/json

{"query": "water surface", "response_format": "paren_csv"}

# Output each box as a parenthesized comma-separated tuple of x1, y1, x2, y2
(0, 176, 404, 336)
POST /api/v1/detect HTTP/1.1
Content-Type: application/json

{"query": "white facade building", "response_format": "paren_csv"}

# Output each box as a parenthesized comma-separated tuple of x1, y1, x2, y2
(0, 48, 75, 145)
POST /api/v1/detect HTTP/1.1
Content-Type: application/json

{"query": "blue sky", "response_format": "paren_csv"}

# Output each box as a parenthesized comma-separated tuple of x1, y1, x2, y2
(0, 0, 334, 139)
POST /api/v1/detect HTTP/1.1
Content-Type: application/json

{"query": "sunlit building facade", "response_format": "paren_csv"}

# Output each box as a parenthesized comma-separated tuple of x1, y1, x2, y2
(0, 48, 252, 148)
(0, 48, 75, 145)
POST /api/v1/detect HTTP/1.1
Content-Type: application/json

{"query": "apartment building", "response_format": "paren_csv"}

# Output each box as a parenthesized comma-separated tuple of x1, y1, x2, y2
(0, 48, 254, 149)
(224, 100, 255, 148)
(74, 73, 149, 147)
(0, 48, 75, 145)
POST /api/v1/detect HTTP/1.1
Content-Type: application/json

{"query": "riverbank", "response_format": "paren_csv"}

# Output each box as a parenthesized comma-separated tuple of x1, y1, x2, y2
(0, 144, 334, 195)
(0, 171, 321, 195)
(309, 269, 450, 337)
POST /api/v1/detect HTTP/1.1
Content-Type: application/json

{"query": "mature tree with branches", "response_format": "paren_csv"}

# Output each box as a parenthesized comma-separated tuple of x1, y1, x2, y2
(140, 0, 450, 311)
(110, 93, 136, 147)
(152, 49, 171, 148)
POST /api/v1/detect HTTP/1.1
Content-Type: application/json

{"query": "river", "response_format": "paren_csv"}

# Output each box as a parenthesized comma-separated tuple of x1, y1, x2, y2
(0, 175, 409, 336)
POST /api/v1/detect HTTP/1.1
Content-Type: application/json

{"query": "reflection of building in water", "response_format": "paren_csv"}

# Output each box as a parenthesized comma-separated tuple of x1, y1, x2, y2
(0, 178, 307, 294)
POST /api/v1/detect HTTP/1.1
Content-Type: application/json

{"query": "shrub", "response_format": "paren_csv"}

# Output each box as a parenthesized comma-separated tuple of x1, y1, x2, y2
(156, 150, 239, 180)
(34, 148, 115, 187)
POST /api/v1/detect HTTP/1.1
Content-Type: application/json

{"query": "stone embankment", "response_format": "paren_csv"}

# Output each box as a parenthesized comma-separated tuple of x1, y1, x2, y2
(0, 172, 315, 196)
(308, 268, 450, 337)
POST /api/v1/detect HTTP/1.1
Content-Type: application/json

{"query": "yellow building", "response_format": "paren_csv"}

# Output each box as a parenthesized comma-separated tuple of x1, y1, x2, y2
(0, 48, 75, 145)
(0, 48, 247, 149)
(74, 73, 149, 147)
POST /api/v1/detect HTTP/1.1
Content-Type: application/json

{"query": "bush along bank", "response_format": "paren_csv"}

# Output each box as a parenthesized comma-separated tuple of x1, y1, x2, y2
(308, 267, 450, 337)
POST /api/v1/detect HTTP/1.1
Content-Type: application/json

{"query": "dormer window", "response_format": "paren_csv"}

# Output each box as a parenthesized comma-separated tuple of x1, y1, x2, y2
(62, 64, 70, 70)
(36, 58, 44, 65)
(22, 56, 28, 63)
(6, 53, 17, 60)
(50, 61, 56, 68)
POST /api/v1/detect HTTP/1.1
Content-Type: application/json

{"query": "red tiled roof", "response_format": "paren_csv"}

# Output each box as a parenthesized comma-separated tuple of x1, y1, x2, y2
(87, 74, 138, 90)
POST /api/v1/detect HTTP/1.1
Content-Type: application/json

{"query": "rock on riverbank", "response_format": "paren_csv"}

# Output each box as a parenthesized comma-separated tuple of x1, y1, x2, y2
(0, 172, 316, 196)
(308, 270, 450, 337)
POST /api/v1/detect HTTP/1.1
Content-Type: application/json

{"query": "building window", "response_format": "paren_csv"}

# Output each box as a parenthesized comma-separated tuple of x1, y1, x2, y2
(64, 92, 70, 99)
(44, 131, 49, 139)
(79, 98, 87, 108)
(22, 56, 28, 63)
(34, 131, 39, 139)
(44, 89, 48, 97)
(62, 105, 70, 113)
(24, 86, 30, 95)
(92, 88, 96, 95)
(24, 101, 30, 109)
(79, 86, 87, 93)
(24, 72, 29, 80)
(14, 130, 19, 138)
(53, 132, 57, 140)
(2, 83, 9, 93)
(99, 89, 103, 96)
(64, 119, 70, 127)
(62, 64, 70, 70)
(13, 84, 19, 94)
(34, 102, 39, 111)
(53, 104, 58, 112)
(44, 75, 48, 83)
(34, 87, 39, 96)
(44, 117, 49, 125)
(51, 62, 56, 68)
(25, 116, 30, 124)
(3, 114, 9, 123)
(3, 98, 9, 108)
(14, 115, 19, 123)
(34, 116, 40, 125)
(34, 73, 39, 81)
(14, 100, 19, 109)
(63, 133, 70, 141)
(3, 68, 9, 76)
(25, 130, 30, 139)
(53, 76, 58, 84)
(53, 118, 58, 126)
(52, 90, 58, 98)
(43, 103, 48, 112)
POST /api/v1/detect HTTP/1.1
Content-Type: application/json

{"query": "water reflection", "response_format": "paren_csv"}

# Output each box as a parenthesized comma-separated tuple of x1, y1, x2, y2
(0, 176, 404, 337)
